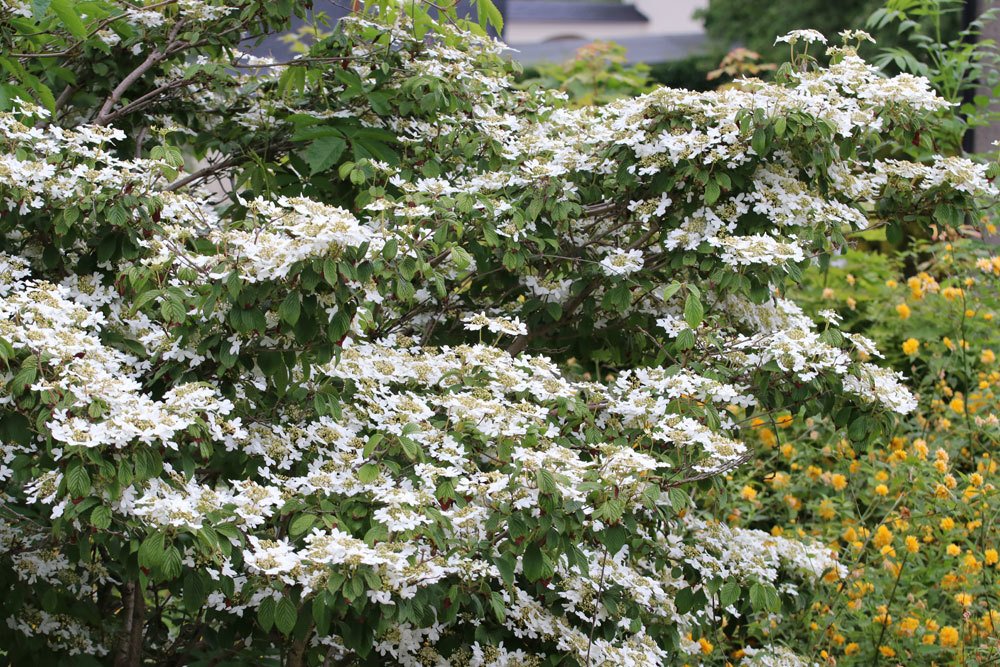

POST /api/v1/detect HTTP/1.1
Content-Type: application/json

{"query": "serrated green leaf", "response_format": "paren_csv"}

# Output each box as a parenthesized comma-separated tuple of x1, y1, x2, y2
(51, 0, 88, 38)
(138, 531, 165, 569)
(289, 514, 316, 537)
(304, 135, 347, 175)
(363, 432, 384, 458)
(278, 293, 301, 326)
(603, 524, 627, 556)
(275, 597, 297, 635)
(65, 461, 91, 497)
(705, 180, 721, 205)
(358, 463, 379, 484)
(258, 596, 276, 631)
(684, 292, 704, 329)
(475, 0, 503, 33)
(720, 580, 741, 607)
(522, 543, 544, 581)
(90, 505, 112, 529)
(489, 591, 506, 623)
(313, 594, 331, 635)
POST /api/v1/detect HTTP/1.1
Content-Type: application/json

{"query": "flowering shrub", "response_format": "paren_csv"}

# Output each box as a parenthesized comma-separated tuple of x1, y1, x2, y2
(0, 1, 995, 664)
(711, 235, 1000, 664)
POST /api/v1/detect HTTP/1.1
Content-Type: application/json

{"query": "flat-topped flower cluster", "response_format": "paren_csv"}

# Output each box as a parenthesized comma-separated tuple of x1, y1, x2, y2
(0, 2, 993, 664)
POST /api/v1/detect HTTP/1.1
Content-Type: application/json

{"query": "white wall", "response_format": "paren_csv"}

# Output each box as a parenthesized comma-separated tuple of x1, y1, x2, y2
(505, 0, 707, 43)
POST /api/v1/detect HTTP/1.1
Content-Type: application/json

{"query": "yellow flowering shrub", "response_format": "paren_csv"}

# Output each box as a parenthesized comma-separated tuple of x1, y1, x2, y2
(708, 236, 1000, 664)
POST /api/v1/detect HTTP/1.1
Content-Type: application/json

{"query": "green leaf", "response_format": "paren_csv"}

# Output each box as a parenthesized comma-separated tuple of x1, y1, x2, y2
(398, 435, 421, 461)
(495, 553, 516, 586)
(66, 461, 91, 497)
(258, 596, 276, 631)
(160, 297, 186, 323)
(51, 0, 88, 38)
(751, 127, 768, 156)
(660, 281, 683, 301)
(358, 463, 379, 484)
(522, 543, 548, 582)
(363, 433, 384, 458)
(535, 469, 558, 495)
(475, 0, 504, 33)
(683, 292, 704, 329)
(31, 0, 52, 19)
(304, 136, 347, 175)
(278, 293, 301, 326)
(675, 587, 698, 614)
(489, 591, 506, 623)
(289, 514, 316, 537)
(90, 505, 112, 530)
(183, 571, 207, 612)
(275, 597, 297, 635)
(138, 532, 165, 569)
(705, 180, 721, 205)
(382, 238, 398, 261)
(313, 594, 332, 635)
(749, 582, 781, 612)
(603, 524, 627, 556)
(161, 546, 183, 580)
(668, 487, 688, 510)
(719, 580, 741, 607)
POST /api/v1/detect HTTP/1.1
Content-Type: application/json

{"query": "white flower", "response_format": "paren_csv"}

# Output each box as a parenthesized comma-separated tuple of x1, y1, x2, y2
(600, 248, 644, 276)
(774, 29, 827, 45)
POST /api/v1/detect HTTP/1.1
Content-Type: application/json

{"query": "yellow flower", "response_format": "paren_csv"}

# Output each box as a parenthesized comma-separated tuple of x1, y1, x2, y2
(830, 473, 847, 491)
(939, 517, 955, 531)
(775, 414, 793, 429)
(844, 643, 860, 656)
(949, 397, 965, 414)
(946, 543, 962, 556)
(698, 637, 713, 654)
(939, 625, 959, 647)
(886, 279, 898, 288)
(954, 592, 973, 607)
(896, 303, 911, 319)
(878, 646, 895, 658)
(905, 535, 920, 553)
(902, 338, 919, 355)
(982, 349, 996, 364)
(898, 616, 920, 636)
(875, 484, 888, 496)
(923, 634, 937, 645)
(874, 525, 893, 548)
(942, 286, 964, 301)
(740, 485, 758, 501)
(985, 548, 998, 565)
